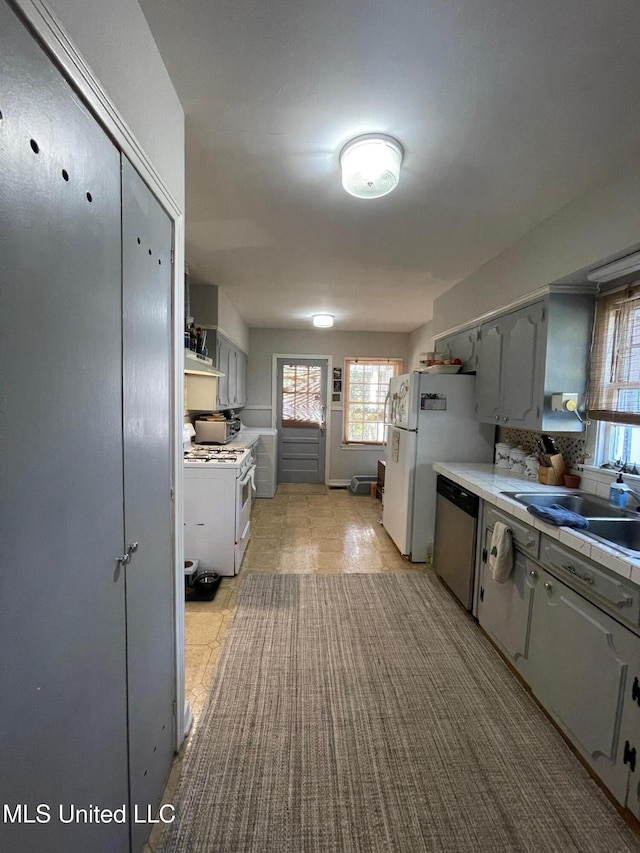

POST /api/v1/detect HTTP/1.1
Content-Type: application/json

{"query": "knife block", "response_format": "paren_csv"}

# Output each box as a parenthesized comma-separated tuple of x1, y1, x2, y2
(538, 454, 566, 486)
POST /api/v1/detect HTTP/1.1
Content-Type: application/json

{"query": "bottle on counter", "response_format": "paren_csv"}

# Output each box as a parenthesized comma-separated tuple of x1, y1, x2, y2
(609, 472, 629, 507)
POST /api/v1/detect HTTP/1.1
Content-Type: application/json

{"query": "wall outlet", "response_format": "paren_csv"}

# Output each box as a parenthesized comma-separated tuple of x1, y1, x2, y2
(551, 392, 578, 412)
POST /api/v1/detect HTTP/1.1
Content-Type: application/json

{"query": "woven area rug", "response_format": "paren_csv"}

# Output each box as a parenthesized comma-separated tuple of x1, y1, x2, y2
(158, 573, 640, 852)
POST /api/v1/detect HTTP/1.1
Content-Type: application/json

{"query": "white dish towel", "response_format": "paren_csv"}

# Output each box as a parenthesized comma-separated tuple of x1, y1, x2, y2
(489, 521, 513, 583)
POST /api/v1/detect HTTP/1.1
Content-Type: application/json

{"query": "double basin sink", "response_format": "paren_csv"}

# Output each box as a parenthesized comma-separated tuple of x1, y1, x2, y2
(501, 490, 640, 556)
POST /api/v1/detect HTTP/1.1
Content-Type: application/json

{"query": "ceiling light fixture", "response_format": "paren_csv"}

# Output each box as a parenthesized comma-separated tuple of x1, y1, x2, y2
(587, 251, 640, 283)
(312, 313, 334, 328)
(340, 134, 403, 199)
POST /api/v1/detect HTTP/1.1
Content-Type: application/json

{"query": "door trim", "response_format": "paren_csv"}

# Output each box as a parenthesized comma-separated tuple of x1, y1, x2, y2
(11, 0, 187, 748)
(271, 353, 333, 485)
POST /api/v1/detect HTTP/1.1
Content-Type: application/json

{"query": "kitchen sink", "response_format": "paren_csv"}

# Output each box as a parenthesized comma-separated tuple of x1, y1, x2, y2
(501, 491, 635, 519)
(584, 518, 640, 553)
(501, 490, 640, 555)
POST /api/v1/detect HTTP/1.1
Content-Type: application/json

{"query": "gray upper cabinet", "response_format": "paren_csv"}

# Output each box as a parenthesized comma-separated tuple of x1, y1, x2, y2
(436, 326, 479, 373)
(216, 334, 232, 409)
(475, 291, 594, 432)
(476, 301, 545, 430)
(187, 283, 248, 410)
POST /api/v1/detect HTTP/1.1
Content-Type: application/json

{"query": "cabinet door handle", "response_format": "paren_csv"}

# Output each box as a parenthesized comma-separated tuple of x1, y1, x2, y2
(561, 562, 593, 584)
(525, 538, 537, 548)
(116, 553, 130, 566)
(495, 415, 500, 421)
(529, 569, 538, 578)
(544, 581, 552, 591)
(127, 541, 139, 555)
(503, 417, 509, 423)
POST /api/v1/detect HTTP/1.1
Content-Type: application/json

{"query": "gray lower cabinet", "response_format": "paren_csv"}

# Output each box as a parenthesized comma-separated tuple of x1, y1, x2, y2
(478, 541, 536, 682)
(478, 501, 640, 815)
(527, 565, 640, 809)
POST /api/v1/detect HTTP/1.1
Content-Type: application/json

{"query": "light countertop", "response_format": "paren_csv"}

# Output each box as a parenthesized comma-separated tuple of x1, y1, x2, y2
(433, 462, 640, 587)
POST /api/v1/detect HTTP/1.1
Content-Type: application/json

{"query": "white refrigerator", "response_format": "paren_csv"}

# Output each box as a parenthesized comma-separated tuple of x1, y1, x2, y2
(382, 372, 494, 562)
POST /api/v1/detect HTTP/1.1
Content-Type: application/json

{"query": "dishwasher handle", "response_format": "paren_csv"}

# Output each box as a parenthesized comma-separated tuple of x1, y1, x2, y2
(436, 475, 479, 518)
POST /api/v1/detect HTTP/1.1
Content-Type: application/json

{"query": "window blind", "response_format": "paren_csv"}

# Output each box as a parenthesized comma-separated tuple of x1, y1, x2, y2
(587, 284, 640, 425)
(281, 364, 322, 428)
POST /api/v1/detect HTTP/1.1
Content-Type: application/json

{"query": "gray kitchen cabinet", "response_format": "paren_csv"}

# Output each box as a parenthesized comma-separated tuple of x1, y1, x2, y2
(476, 301, 545, 430)
(435, 326, 479, 373)
(196, 329, 247, 411)
(478, 534, 536, 680)
(475, 291, 594, 432)
(527, 565, 640, 809)
(189, 283, 248, 411)
(235, 348, 248, 407)
(478, 507, 539, 682)
(0, 7, 174, 851)
(216, 334, 232, 409)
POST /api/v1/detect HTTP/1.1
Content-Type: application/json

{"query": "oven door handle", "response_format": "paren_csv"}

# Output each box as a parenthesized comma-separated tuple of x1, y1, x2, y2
(239, 464, 256, 489)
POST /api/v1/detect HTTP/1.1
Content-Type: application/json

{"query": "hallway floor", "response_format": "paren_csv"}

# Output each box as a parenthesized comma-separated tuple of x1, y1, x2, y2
(145, 486, 422, 852)
(185, 485, 423, 724)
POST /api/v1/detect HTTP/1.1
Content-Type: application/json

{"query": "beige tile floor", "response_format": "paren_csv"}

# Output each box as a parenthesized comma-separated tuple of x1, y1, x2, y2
(145, 485, 424, 852)
(184, 484, 423, 722)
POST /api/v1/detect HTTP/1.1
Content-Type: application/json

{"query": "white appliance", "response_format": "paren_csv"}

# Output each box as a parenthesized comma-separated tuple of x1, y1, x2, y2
(383, 372, 494, 562)
(183, 444, 256, 576)
(237, 428, 278, 498)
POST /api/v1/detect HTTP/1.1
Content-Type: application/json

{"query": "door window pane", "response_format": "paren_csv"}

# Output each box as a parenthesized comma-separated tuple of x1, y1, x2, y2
(281, 364, 322, 427)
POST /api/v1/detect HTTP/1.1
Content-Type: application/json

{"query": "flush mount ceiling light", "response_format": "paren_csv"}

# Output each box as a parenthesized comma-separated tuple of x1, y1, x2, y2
(340, 134, 403, 199)
(312, 313, 334, 328)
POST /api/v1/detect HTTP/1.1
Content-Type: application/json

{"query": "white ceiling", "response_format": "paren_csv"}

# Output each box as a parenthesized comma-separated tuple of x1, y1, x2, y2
(139, 0, 640, 332)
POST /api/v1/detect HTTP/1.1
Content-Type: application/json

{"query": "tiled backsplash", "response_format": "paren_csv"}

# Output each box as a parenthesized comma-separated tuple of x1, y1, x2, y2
(498, 427, 586, 470)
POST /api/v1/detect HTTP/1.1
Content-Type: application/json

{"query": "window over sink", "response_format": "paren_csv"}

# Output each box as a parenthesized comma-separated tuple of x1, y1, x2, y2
(588, 283, 640, 470)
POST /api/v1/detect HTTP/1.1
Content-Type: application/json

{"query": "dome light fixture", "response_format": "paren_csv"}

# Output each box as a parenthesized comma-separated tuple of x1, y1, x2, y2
(312, 313, 334, 328)
(340, 133, 403, 199)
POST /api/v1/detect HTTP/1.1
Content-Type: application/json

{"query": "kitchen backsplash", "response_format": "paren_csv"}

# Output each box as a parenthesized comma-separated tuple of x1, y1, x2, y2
(498, 427, 586, 470)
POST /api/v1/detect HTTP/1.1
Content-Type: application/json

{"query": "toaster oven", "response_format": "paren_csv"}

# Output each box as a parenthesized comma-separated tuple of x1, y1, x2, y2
(194, 417, 241, 444)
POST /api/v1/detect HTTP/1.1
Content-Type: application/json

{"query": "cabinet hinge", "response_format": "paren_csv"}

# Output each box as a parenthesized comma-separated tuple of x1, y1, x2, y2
(536, 406, 540, 419)
(632, 676, 640, 707)
(480, 586, 484, 602)
(170, 488, 175, 501)
(170, 249, 175, 265)
(540, 306, 545, 322)
(624, 741, 637, 773)
(482, 548, 487, 563)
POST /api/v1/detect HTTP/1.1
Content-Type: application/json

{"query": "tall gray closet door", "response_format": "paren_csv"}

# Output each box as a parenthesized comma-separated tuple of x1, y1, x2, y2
(121, 158, 175, 850)
(0, 3, 128, 852)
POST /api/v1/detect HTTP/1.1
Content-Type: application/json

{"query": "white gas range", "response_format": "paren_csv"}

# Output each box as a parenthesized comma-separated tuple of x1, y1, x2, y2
(183, 444, 256, 576)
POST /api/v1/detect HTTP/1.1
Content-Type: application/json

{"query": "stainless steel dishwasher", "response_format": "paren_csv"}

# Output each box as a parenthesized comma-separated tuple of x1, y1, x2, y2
(433, 475, 479, 610)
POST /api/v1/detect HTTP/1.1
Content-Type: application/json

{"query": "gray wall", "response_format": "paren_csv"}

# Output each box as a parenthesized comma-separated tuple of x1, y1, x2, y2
(433, 162, 640, 335)
(245, 329, 409, 483)
(408, 322, 434, 371)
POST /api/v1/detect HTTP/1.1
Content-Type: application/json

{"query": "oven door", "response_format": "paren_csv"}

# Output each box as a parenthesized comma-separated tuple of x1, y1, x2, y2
(235, 464, 256, 570)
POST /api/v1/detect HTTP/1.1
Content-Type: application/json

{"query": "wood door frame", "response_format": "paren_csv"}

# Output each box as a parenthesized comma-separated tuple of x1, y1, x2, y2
(11, 0, 187, 747)
(271, 353, 333, 485)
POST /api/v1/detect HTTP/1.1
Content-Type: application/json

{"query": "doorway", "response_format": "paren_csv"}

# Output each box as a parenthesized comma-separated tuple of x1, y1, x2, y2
(276, 357, 329, 484)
